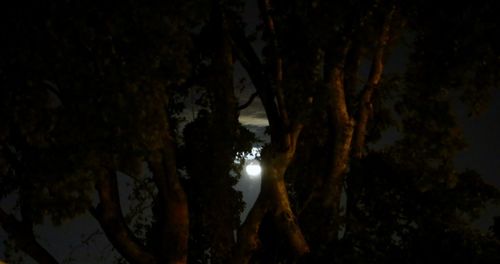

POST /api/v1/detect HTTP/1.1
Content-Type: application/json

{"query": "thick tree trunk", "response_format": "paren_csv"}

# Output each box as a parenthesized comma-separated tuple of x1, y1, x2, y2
(233, 127, 309, 263)
(233, 161, 309, 263)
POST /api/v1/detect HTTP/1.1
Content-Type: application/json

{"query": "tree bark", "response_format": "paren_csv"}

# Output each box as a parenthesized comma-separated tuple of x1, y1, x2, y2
(148, 147, 189, 264)
(271, 124, 309, 256)
(352, 7, 395, 158)
(271, 167, 310, 256)
(91, 169, 157, 264)
(323, 56, 355, 239)
(232, 125, 309, 263)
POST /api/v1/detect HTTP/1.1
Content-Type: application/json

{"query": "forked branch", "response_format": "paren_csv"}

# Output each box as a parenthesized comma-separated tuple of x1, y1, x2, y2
(90, 168, 156, 264)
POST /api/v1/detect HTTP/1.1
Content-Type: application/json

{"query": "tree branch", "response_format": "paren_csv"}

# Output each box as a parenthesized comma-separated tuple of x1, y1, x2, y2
(231, 196, 270, 264)
(324, 81, 355, 209)
(343, 38, 362, 110)
(258, 0, 289, 128)
(238, 92, 258, 110)
(90, 169, 157, 264)
(352, 6, 396, 158)
(322, 46, 355, 239)
(259, 0, 290, 131)
(0, 208, 59, 264)
(226, 9, 284, 143)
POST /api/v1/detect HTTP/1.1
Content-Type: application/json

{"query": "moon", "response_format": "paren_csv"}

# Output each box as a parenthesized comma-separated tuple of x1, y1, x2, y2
(245, 162, 262, 179)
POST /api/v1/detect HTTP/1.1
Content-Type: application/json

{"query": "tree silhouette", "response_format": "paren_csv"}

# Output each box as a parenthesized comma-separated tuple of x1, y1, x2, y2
(1, 0, 499, 263)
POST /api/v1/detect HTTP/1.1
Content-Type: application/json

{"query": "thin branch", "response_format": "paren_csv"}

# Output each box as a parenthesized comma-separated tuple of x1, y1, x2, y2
(238, 92, 259, 110)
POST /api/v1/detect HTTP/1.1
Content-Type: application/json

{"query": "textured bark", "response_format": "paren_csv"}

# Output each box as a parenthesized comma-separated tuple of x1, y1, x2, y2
(324, 56, 355, 211)
(0, 208, 59, 264)
(271, 125, 309, 256)
(91, 169, 157, 264)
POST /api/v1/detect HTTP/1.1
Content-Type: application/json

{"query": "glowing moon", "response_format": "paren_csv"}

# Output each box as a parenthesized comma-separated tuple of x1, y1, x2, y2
(245, 162, 262, 178)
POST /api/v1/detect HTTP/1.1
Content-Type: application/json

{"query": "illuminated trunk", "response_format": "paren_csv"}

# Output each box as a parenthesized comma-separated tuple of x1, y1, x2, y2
(233, 127, 309, 263)
(323, 61, 355, 240)
(268, 155, 310, 256)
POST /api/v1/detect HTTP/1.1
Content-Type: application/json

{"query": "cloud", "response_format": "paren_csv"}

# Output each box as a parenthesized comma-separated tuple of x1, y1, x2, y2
(238, 96, 268, 127)
(239, 114, 269, 127)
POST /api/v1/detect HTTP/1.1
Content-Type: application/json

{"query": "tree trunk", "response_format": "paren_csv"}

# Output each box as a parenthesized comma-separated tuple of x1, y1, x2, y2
(149, 147, 189, 264)
(233, 127, 309, 263)
(198, 3, 241, 260)
(323, 56, 355, 241)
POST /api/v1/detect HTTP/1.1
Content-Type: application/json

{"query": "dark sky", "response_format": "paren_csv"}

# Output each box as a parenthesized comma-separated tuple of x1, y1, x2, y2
(454, 90, 500, 187)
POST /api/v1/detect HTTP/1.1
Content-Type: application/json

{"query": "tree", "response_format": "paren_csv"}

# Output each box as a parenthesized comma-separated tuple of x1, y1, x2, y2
(1, 0, 499, 263)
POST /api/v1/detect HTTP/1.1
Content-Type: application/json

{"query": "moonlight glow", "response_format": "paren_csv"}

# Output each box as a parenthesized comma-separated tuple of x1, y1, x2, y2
(245, 162, 262, 178)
